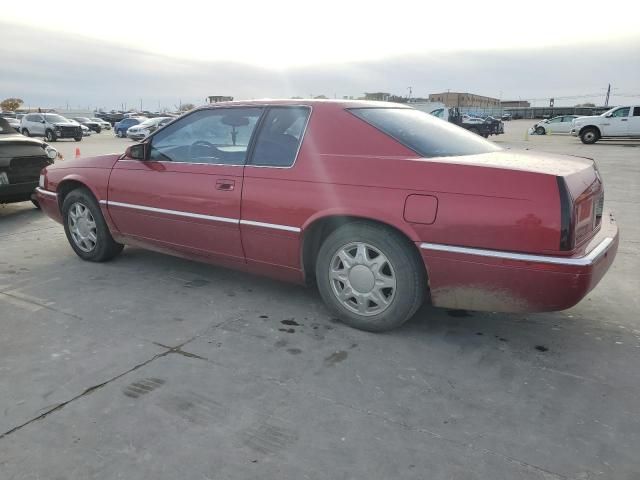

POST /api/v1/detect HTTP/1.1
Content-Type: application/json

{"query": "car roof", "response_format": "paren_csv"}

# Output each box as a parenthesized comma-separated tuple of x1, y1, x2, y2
(194, 99, 414, 111)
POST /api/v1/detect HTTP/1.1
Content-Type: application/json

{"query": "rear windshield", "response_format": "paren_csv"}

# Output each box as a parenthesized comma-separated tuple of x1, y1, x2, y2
(349, 107, 501, 158)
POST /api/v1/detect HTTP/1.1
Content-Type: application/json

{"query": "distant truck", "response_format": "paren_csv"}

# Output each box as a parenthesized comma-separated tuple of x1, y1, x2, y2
(570, 105, 640, 144)
(430, 107, 504, 138)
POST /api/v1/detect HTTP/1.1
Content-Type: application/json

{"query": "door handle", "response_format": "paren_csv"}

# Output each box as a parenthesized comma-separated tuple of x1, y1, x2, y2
(621, 119, 628, 121)
(216, 179, 235, 191)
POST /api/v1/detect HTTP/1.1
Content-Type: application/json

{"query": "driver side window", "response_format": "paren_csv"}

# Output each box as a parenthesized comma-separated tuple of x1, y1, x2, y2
(611, 107, 630, 118)
(149, 107, 263, 164)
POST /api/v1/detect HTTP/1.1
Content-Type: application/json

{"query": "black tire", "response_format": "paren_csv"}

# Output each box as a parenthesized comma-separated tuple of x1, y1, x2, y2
(74, 136, 82, 142)
(45, 129, 57, 142)
(580, 127, 600, 144)
(95, 126, 101, 133)
(22, 128, 30, 137)
(31, 199, 41, 209)
(116, 129, 124, 138)
(315, 222, 426, 332)
(535, 126, 545, 135)
(62, 188, 124, 262)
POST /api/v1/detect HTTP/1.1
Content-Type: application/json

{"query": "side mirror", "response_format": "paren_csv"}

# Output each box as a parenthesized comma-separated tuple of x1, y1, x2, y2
(605, 113, 612, 118)
(41, 120, 46, 123)
(125, 143, 147, 160)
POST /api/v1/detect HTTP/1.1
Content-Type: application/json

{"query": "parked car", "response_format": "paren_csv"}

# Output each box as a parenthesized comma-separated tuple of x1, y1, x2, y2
(7, 117, 21, 132)
(72, 117, 102, 133)
(114, 117, 146, 138)
(532, 115, 578, 135)
(0, 117, 57, 208)
(126, 117, 173, 141)
(81, 125, 92, 137)
(36, 100, 618, 332)
(21, 113, 83, 142)
(501, 113, 512, 121)
(430, 107, 503, 137)
(570, 106, 640, 144)
(90, 117, 112, 130)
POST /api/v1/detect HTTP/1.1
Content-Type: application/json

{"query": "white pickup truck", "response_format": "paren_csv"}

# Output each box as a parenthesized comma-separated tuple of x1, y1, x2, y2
(571, 105, 640, 144)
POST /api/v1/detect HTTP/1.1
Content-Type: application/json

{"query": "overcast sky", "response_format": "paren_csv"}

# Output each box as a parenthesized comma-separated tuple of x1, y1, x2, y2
(1, 0, 639, 111)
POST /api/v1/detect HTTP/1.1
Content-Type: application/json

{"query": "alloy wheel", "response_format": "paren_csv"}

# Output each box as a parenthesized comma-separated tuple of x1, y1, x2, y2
(329, 242, 396, 316)
(68, 202, 98, 252)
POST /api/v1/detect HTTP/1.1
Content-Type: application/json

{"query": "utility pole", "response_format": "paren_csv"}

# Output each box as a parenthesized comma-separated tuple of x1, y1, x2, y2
(407, 86, 412, 101)
(605, 83, 611, 107)
(140, 98, 143, 112)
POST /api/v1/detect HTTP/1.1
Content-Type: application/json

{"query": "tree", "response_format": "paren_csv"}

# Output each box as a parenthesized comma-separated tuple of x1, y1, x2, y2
(179, 103, 196, 112)
(0, 98, 24, 111)
(575, 102, 595, 107)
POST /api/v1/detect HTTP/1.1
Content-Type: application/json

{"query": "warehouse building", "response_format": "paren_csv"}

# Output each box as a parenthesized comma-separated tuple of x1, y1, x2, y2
(428, 92, 500, 107)
(501, 100, 531, 108)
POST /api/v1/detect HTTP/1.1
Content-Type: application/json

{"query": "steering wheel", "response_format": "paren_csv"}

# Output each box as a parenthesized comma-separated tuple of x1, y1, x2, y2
(189, 140, 219, 162)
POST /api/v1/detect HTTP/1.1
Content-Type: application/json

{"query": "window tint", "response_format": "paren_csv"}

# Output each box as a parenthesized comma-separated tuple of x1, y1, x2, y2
(549, 117, 562, 123)
(350, 108, 501, 158)
(611, 107, 630, 118)
(149, 107, 262, 164)
(250, 107, 310, 167)
(633, 107, 640, 116)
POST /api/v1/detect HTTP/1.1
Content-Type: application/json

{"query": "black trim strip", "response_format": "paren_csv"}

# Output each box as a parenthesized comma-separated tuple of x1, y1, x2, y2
(557, 176, 573, 251)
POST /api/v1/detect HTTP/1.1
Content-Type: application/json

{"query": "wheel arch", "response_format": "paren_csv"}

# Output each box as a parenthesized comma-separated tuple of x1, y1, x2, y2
(579, 125, 601, 136)
(299, 212, 427, 287)
(56, 175, 101, 210)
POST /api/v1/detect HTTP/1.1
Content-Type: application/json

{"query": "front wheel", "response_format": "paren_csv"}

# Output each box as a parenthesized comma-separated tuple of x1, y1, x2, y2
(62, 188, 124, 262)
(535, 126, 546, 135)
(45, 129, 57, 142)
(95, 126, 101, 133)
(74, 136, 82, 142)
(580, 127, 600, 144)
(315, 222, 426, 332)
(22, 128, 30, 137)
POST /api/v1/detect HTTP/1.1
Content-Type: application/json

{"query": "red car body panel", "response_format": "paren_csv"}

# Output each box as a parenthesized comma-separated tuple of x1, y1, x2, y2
(36, 100, 619, 313)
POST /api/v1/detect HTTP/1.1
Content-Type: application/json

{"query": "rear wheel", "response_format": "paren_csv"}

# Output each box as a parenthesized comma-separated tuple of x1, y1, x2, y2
(580, 127, 599, 144)
(535, 126, 546, 135)
(62, 188, 123, 262)
(315, 222, 425, 332)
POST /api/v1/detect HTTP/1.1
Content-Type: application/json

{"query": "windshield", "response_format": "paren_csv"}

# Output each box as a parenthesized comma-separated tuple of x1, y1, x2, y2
(75, 117, 91, 122)
(350, 108, 502, 158)
(139, 119, 158, 127)
(44, 114, 69, 123)
(90, 118, 102, 122)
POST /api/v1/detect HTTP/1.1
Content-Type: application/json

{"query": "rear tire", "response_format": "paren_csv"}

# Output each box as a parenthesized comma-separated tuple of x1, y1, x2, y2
(62, 188, 124, 262)
(45, 129, 57, 142)
(580, 127, 599, 144)
(315, 222, 425, 332)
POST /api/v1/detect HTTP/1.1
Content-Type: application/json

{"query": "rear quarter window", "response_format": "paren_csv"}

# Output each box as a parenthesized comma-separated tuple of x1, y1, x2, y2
(349, 108, 501, 158)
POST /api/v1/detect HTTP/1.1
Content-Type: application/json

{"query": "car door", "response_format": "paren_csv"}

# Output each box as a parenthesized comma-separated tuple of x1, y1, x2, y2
(556, 116, 573, 133)
(30, 114, 45, 136)
(628, 107, 640, 136)
(602, 107, 630, 135)
(240, 106, 311, 279)
(106, 106, 264, 266)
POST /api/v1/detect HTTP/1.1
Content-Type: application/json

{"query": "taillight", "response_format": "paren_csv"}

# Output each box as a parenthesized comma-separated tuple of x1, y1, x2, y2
(557, 177, 573, 250)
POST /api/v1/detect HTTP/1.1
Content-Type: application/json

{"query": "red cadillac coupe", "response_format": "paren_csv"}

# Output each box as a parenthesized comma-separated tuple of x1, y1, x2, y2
(36, 100, 618, 331)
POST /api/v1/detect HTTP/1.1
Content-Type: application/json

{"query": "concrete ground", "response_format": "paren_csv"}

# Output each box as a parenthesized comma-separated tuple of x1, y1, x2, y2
(1, 121, 639, 479)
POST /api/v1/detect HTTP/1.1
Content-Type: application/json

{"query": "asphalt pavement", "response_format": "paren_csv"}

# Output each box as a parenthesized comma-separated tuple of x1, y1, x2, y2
(1, 121, 639, 479)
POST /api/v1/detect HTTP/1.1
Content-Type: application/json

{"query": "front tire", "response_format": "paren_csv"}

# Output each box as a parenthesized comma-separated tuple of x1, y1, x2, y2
(22, 128, 30, 137)
(45, 129, 57, 142)
(74, 136, 82, 142)
(315, 222, 425, 332)
(62, 188, 124, 262)
(95, 126, 101, 133)
(580, 127, 600, 144)
(535, 126, 546, 135)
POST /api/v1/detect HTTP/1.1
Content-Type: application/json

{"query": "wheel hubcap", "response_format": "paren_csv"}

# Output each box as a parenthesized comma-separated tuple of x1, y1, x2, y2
(329, 242, 396, 316)
(68, 202, 97, 252)
(585, 132, 594, 141)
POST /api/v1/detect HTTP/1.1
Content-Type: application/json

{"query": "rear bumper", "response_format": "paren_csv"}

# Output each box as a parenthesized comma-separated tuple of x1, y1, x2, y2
(35, 187, 63, 223)
(419, 212, 619, 312)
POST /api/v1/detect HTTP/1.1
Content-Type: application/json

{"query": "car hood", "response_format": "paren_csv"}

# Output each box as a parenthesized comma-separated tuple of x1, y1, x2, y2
(56, 153, 121, 169)
(53, 122, 80, 127)
(0, 133, 46, 147)
(573, 115, 601, 122)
